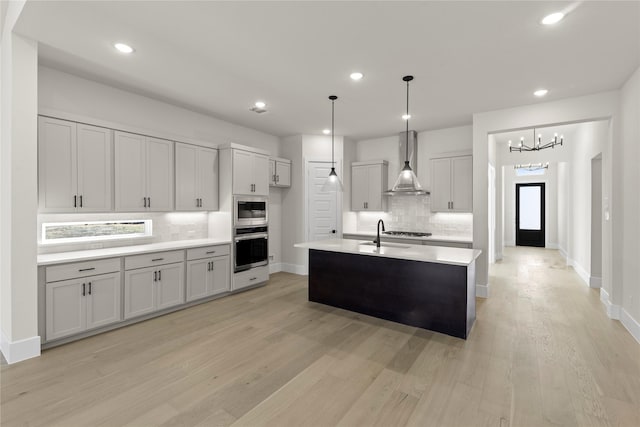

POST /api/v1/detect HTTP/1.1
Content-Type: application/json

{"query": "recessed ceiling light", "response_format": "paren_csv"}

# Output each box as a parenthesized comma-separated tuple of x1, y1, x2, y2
(534, 89, 548, 97)
(350, 72, 364, 81)
(402, 114, 411, 120)
(114, 43, 134, 54)
(541, 12, 564, 25)
(254, 101, 266, 109)
(322, 129, 331, 135)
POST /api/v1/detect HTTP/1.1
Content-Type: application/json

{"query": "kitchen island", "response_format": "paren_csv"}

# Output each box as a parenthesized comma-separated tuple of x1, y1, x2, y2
(295, 239, 481, 339)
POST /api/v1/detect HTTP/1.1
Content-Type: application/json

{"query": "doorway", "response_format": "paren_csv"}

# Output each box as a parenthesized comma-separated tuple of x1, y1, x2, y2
(516, 182, 545, 247)
(307, 161, 339, 242)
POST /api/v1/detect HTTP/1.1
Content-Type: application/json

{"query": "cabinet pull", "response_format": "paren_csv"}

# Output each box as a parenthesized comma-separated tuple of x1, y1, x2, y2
(82, 283, 86, 296)
(144, 197, 147, 208)
(276, 175, 279, 183)
(249, 277, 257, 281)
(74, 195, 77, 208)
(206, 250, 216, 254)
(88, 282, 92, 295)
(210, 262, 214, 270)
(148, 197, 151, 208)
(158, 270, 161, 281)
(78, 267, 95, 272)
(79, 195, 83, 208)
(154, 271, 157, 282)
(152, 258, 164, 262)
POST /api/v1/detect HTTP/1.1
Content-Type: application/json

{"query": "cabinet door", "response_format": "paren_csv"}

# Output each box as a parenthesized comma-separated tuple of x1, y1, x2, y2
(86, 273, 121, 330)
(431, 158, 452, 212)
(156, 263, 184, 310)
(175, 143, 199, 210)
(253, 153, 270, 195)
(146, 137, 174, 211)
(124, 267, 155, 319)
(115, 131, 147, 211)
(351, 166, 369, 211)
(210, 255, 230, 296)
(367, 164, 384, 211)
(46, 278, 85, 340)
(232, 149, 254, 195)
(451, 156, 473, 212)
(276, 161, 291, 187)
(38, 117, 77, 212)
(186, 259, 209, 302)
(269, 159, 277, 186)
(77, 124, 113, 212)
(198, 147, 219, 211)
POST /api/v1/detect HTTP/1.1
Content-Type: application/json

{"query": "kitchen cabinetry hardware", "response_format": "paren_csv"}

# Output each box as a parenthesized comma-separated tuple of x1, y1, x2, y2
(74, 195, 77, 208)
(78, 267, 96, 272)
(158, 270, 161, 281)
(88, 282, 92, 295)
(153, 271, 157, 282)
(151, 258, 164, 262)
(250, 277, 257, 281)
(143, 197, 147, 208)
(79, 195, 83, 207)
(82, 283, 86, 296)
(206, 251, 216, 254)
(147, 197, 151, 208)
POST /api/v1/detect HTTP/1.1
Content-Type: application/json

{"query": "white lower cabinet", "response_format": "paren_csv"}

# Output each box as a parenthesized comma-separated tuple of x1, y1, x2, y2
(46, 272, 121, 341)
(124, 261, 185, 320)
(186, 245, 230, 302)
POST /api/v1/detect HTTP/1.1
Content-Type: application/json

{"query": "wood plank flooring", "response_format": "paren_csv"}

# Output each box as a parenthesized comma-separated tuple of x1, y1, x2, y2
(2, 247, 639, 426)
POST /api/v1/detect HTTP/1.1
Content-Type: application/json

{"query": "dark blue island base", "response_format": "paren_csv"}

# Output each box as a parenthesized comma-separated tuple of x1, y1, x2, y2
(308, 249, 476, 339)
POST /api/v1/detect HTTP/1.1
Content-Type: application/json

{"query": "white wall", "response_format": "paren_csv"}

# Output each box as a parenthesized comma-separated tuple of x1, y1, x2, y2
(621, 66, 640, 336)
(557, 162, 569, 256)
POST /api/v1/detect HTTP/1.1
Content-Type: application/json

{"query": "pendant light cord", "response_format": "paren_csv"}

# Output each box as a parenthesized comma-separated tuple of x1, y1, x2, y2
(405, 79, 409, 163)
(332, 97, 335, 167)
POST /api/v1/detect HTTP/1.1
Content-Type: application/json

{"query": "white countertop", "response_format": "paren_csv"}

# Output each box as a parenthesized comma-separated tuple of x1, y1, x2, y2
(295, 239, 481, 266)
(37, 238, 231, 266)
(342, 231, 473, 244)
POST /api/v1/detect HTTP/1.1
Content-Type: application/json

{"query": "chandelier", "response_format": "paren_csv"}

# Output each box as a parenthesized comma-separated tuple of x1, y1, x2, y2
(514, 162, 549, 171)
(509, 129, 563, 152)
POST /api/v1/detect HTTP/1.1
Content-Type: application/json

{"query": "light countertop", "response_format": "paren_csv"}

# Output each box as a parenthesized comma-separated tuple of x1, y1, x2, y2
(342, 231, 473, 244)
(38, 238, 231, 266)
(295, 238, 481, 266)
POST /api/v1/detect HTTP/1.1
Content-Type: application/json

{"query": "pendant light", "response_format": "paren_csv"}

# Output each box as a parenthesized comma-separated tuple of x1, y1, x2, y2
(389, 75, 425, 195)
(321, 95, 343, 192)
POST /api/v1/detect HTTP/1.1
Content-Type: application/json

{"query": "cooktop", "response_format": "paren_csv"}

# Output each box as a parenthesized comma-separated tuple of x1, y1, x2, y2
(382, 231, 432, 237)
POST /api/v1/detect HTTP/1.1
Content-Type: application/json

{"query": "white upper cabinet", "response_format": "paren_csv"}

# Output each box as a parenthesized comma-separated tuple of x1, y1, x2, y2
(430, 154, 473, 212)
(115, 131, 174, 211)
(232, 149, 269, 196)
(175, 143, 219, 211)
(351, 160, 388, 211)
(38, 117, 112, 213)
(269, 157, 291, 188)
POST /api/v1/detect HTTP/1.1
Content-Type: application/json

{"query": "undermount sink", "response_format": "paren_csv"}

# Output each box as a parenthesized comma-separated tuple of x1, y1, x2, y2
(359, 242, 411, 249)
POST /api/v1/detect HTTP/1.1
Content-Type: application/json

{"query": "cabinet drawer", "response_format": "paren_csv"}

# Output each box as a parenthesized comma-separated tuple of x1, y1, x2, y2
(46, 258, 121, 283)
(233, 265, 269, 291)
(186, 244, 230, 261)
(125, 250, 184, 270)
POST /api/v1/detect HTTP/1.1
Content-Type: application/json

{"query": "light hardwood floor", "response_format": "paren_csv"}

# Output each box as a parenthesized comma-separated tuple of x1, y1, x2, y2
(2, 247, 639, 426)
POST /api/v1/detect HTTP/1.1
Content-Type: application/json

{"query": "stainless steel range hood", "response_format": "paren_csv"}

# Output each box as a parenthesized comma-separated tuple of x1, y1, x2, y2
(383, 130, 429, 196)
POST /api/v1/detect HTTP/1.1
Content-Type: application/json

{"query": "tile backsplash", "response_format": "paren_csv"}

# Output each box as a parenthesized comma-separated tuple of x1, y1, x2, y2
(354, 195, 472, 236)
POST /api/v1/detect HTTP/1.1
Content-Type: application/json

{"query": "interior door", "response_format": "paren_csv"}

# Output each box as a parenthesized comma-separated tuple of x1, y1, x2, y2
(308, 162, 338, 241)
(516, 182, 545, 247)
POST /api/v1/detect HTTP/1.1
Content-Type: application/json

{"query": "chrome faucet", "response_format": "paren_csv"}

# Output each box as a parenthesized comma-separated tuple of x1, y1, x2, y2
(376, 219, 385, 248)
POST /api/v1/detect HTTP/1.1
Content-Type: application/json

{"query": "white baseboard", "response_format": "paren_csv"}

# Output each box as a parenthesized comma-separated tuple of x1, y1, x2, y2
(546, 242, 559, 249)
(281, 263, 307, 276)
(570, 260, 590, 286)
(0, 331, 41, 364)
(600, 288, 620, 320)
(621, 309, 640, 345)
(495, 252, 503, 261)
(559, 247, 568, 261)
(589, 276, 602, 289)
(476, 283, 489, 298)
(269, 262, 283, 274)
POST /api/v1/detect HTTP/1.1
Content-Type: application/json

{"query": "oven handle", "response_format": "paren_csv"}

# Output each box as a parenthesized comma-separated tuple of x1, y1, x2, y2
(234, 233, 268, 241)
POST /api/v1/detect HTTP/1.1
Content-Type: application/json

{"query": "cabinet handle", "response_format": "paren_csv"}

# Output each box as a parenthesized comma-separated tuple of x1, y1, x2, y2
(74, 195, 77, 208)
(79, 195, 83, 208)
(88, 282, 92, 295)
(148, 197, 151, 208)
(200, 198, 203, 207)
(152, 258, 164, 262)
(78, 267, 95, 272)
(249, 277, 257, 281)
(158, 270, 161, 281)
(82, 283, 86, 296)
(210, 262, 214, 270)
(206, 250, 216, 254)
(154, 271, 157, 282)
(144, 197, 147, 208)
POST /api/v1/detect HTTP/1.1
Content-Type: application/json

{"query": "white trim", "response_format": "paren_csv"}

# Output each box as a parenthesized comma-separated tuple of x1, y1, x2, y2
(505, 240, 516, 247)
(546, 242, 559, 249)
(570, 260, 590, 286)
(269, 262, 283, 274)
(620, 309, 640, 345)
(559, 246, 569, 261)
(599, 288, 620, 320)
(281, 263, 307, 276)
(495, 252, 503, 261)
(0, 331, 41, 364)
(476, 283, 489, 298)
(589, 276, 602, 289)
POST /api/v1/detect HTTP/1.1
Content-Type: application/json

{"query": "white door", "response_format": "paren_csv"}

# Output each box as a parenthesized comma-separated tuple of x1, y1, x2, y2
(38, 117, 77, 212)
(232, 149, 254, 195)
(77, 124, 113, 212)
(431, 158, 452, 212)
(146, 137, 174, 211)
(86, 273, 121, 330)
(175, 143, 199, 210)
(186, 259, 209, 302)
(308, 162, 338, 242)
(451, 156, 473, 212)
(199, 147, 219, 210)
(46, 278, 85, 340)
(253, 153, 270, 196)
(124, 267, 155, 319)
(115, 131, 147, 211)
(156, 263, 184, 310)
(211, 255, 230, 295)
(351, 165, 368, 211)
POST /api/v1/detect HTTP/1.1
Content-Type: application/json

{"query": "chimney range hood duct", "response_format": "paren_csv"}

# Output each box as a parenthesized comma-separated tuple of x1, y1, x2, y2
(384, 130, 429, 196)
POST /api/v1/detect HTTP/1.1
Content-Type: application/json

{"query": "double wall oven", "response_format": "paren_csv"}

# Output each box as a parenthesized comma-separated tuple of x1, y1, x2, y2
(233, 196, 268, 273)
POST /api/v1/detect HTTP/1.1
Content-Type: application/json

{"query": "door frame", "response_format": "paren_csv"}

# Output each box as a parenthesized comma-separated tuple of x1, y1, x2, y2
(515, 182, 546, 247)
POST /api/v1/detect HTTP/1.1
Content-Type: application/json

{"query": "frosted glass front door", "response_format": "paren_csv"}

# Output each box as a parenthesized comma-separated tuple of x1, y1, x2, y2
(519, 186, 541, 230)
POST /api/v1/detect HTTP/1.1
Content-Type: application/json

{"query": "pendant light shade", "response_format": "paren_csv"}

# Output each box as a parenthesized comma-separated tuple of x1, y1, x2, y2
(390, 75, 425, 195)
(321, 95, 343, 192)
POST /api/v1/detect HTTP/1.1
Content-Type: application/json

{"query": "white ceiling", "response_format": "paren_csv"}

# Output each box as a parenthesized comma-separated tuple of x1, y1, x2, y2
(14, 1, 640, 140)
